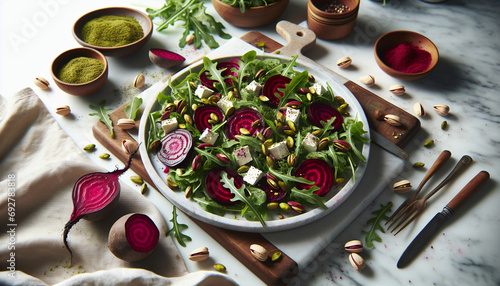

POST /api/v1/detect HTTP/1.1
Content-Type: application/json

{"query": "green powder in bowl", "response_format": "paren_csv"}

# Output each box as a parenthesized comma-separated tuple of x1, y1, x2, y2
(58, 57, 104, 84)
(81, 15, 144, 47)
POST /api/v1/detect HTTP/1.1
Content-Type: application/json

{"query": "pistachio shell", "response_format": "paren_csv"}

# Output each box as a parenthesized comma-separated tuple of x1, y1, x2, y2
(121, 139, 138, 155)
(189, 247, 209, 261)
(250, 244, 268, 262)
(389, 84, 405, 95)
(393, 179, 412, 194)
(384, 114, 402, 126)
(433, 104, 450, 116)
(336, 56, 352, 68)
(56, 105, 71, 116)
(185, 34, 195, 45)
(133, 74, 145, 88)
(413, 102, 426, 117)
(359, 75, 375, 86)
(117, 118, 136, 130)
(349, 253, 365, 271)
(344, 240, 364, 253)
(34, 77, 50, 90)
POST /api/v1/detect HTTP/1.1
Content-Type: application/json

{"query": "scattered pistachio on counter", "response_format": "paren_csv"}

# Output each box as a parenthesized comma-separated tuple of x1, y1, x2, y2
(34, 77, 50, 90)
(441, 121, 448, 130)
(99, 153, 110, 159)
(413, 162, 425, 168)
(214, 263, 226, 272)
(271, 251, 282, 262)
(389, 84, 405, 96)
(424, 139, 434, 148)
(130, 175, 144, 185)
(140, 183, 148, 195)
(250, 244, 268, 262)
(83, 144, 96, 151)
(189, 247, 209, 261)
(344, 240, 364, 253)
(349, 253, 366, 271)
(393, 179, 412, 194)
(55, 105, 71, 116)
(133, 74, 145, 89)
(185, 34, 195, 45)
(336, 56, 352, 68)
(413, 102, 425, 117)
(359, 75, 375, 86)
(433, 104, 450, 116)
(374, 109, 385, 121)
(384, 114, 402, 126)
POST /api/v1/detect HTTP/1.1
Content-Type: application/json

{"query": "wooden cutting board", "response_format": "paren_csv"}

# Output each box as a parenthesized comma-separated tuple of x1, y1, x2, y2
(93, 30, 420, 286)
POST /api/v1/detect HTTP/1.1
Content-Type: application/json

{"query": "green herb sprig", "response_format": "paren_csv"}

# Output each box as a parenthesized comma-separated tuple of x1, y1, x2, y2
(89, 100, 114, 138)
(362, 202, 393, 248)
(166, 206, 192, 247)
(124, 97, 143, 120)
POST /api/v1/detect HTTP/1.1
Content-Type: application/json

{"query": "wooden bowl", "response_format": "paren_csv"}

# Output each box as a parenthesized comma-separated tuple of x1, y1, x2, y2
(73, 7, 153, 57)
(51, 47, 108, 96)
(374, 30, 439, 81)
(307, 0, 360, 40)
(211, 0, 289, 28)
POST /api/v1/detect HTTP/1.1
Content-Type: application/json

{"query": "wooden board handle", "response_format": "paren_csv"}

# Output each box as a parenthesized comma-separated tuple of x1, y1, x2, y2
(447, 171, 490, 212)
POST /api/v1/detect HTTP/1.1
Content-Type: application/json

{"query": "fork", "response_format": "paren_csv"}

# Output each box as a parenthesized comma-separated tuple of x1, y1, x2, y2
(389, 155, 473, 235)
(385, 150, 452, 228)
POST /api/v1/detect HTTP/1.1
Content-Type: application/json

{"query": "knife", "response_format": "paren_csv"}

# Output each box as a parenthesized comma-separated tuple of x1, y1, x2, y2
(397, 170, 490, 268)
(276, 21, 416, 159)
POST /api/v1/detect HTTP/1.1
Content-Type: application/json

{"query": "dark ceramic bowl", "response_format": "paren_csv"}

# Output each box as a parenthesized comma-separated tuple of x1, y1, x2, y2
(73, 7, 153, 57)
(51, 47, 108, 96)
(374, 30, 439, 81)
(212, 0, 289, 28)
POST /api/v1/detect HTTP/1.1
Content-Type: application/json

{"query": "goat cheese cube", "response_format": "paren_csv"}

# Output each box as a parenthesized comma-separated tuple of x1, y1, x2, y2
(195, 85, 214, 99)
(161, 118, 178, 134)
(312, 82, 324, 95)
(243, 166, 264, 186)
(217, 96, 233, 113)
(199, 128, 219, 145)
(244, 80, 262, 96)
(302, 132, 319, 152)
(233, 146, 253, 166)
(286, 107, 301, 126)
(268, 141, 289, 160)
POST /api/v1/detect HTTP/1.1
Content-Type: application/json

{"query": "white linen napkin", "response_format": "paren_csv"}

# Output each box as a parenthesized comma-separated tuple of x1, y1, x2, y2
(0, 88, 237, 286)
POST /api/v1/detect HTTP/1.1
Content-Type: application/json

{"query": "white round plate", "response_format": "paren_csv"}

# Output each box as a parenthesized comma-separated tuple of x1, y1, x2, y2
(138, 54, 370, 233)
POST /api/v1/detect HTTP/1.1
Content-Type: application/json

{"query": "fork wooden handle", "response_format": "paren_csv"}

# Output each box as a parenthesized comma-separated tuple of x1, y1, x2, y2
(415, 150, 452, 192)
(447, 171, 490, 212)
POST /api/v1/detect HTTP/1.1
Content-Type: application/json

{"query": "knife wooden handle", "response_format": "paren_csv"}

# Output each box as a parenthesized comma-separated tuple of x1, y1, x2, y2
(446, 171, 490, 212)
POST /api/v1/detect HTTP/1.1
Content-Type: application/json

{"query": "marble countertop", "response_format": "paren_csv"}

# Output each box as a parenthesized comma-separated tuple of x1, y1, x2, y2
(2, 0, 499, 285)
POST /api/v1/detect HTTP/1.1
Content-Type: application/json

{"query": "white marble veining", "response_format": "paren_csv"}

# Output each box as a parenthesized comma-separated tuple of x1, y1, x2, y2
(1, 0, 499, 285)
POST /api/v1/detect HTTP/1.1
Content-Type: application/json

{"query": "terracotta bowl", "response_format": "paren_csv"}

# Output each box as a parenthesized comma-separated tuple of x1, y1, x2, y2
(51, 47, 108, 96)
(211, 0, 289, 28)
(307, 0, 360, 40)
(73, 7, 153, 57)
(374, 30, 439, 81)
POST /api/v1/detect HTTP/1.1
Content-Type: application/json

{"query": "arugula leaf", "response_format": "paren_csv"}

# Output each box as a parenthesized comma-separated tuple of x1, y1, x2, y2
(124, 97, 143, 120)
(267, 167, 314, 185)
(147, 0, 231, 49)
(280, 55, 298, 77)
(277, 70, 309, 109)
(89, 100, 114, 138)
(290, 186, 327, 209)
(220, 171, 266, 226)
(362, 202, 393, 248)
(236, 50, 258, 90)
(147, 111, 164, 151)
(166, 206, 192, 247)
(203, 57, 228, 96)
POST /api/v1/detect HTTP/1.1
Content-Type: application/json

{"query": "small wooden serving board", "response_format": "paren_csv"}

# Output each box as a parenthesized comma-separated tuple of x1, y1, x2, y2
(93, 30, 420, 286)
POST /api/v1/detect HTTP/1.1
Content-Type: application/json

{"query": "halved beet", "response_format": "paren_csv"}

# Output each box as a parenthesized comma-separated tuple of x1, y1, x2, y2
(306, 102, 344, 130)
(262, 75, 291, 107)
(158, 129, 193, 167)
(200, 61, 240, 90)
(225, 107, 265, 140)
(262, 182, 287, 202)
(193, 105, 224, 132)
(294, 158, 335, 197)
(149, 48, 186, 69)
(205, 167, 243, 204)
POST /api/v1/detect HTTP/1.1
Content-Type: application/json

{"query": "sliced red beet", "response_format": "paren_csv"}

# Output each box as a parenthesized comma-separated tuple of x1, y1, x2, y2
(262, 182, 287, 202)
(193, 105, 224, 132)
(262, 75, 291, 107)
(158, 129, 193, 167)
(225, 107, 265, 140)
(200, 61, 240, 89)
(205, 167, 243, 204)
(306, 102, 344, 130)
(294, 158, 335, 197)
(149, 48, 186, 69)
(63, 147, 139, 264)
